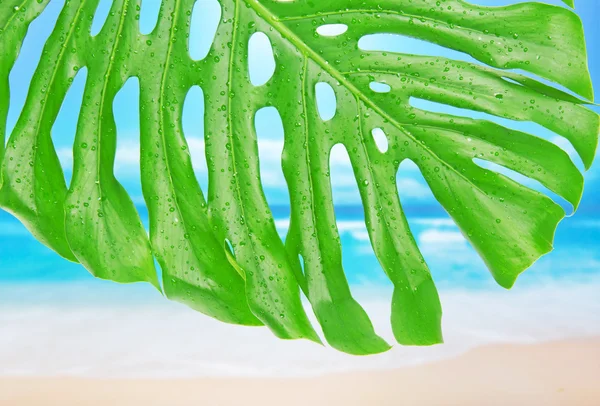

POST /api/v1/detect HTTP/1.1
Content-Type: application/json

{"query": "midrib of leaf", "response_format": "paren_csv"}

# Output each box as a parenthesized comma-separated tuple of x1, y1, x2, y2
(297, 57, 316, 291)
(225, 0, 255, 255)
(1, 0, 35, 33)
(245, 0, 490, 216)
(155, 0, 196, 240)
(79, 0, 138, 263)
(93, 0, 130, 185)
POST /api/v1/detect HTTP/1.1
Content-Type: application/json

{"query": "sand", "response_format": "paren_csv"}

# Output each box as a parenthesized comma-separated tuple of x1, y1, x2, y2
(1, 338, 598, 406)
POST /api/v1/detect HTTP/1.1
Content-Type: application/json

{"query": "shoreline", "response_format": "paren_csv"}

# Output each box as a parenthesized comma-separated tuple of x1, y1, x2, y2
(2, 338, 599, 406)
(3, 281, 600, 378)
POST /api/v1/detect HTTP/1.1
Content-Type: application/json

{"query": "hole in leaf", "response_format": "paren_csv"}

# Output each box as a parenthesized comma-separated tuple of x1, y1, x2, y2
(329, 144, 358, 204)
(371, 128, 388, 153)
(359, 33, 476, 64)
(52, 67, 88, 187)
(316, 24, 348, 37)
(298, 254, 305, 277)
(248, 32, 275, 86)
(274, 217, 290, 240)
(189, 0, 221, 61)
(501, 77, 523, 87)
(225, 238, 235, 257)
(315, 82, 337, 121)
(6, 0, 64, 138)
(112, 77, 143, 204)
(396, 159, 434, 203)
(397, 159, 445, 218)
(139, 0, 161, 35)
(254, 107, 289, 209)
(90, 0, 112, 36)
(369, 82, 391, 93)
(182, 85, 208, 191)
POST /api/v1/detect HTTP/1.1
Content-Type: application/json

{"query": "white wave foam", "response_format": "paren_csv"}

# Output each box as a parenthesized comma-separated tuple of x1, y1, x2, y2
(1, 280, 599, 378)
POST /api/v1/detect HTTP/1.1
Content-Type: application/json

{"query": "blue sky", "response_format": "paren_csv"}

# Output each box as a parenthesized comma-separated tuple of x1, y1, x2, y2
(5, 0, 600, 213)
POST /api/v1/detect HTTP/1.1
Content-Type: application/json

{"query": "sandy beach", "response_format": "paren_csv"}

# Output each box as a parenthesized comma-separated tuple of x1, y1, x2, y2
(1, 338, 598, 406)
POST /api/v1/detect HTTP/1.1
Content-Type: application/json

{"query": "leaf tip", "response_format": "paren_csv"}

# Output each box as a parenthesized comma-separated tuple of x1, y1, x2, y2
(562, 0, 575, 8)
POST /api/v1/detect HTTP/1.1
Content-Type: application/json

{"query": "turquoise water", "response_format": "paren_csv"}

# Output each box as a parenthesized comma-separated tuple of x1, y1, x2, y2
(1, 204, 599, 291)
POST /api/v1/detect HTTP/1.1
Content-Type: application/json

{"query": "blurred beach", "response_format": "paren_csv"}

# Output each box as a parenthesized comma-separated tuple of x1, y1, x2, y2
(1, 209, 600, 382)
(2, 0, 600, 403)
(1, 339, 599, 405)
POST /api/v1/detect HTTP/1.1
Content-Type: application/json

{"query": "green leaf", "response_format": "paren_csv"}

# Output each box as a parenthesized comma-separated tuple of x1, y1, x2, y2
(0, 0, 597, 354)
(0, 0, 76, 261)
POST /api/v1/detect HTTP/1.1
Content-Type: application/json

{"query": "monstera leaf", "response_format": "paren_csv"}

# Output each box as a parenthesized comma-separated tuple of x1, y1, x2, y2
(0, 0, 597, 355)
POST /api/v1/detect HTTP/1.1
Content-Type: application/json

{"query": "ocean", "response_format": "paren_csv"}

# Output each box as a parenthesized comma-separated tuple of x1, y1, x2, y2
(2, 204, 599, 287)
(1, 205, 599, 377)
